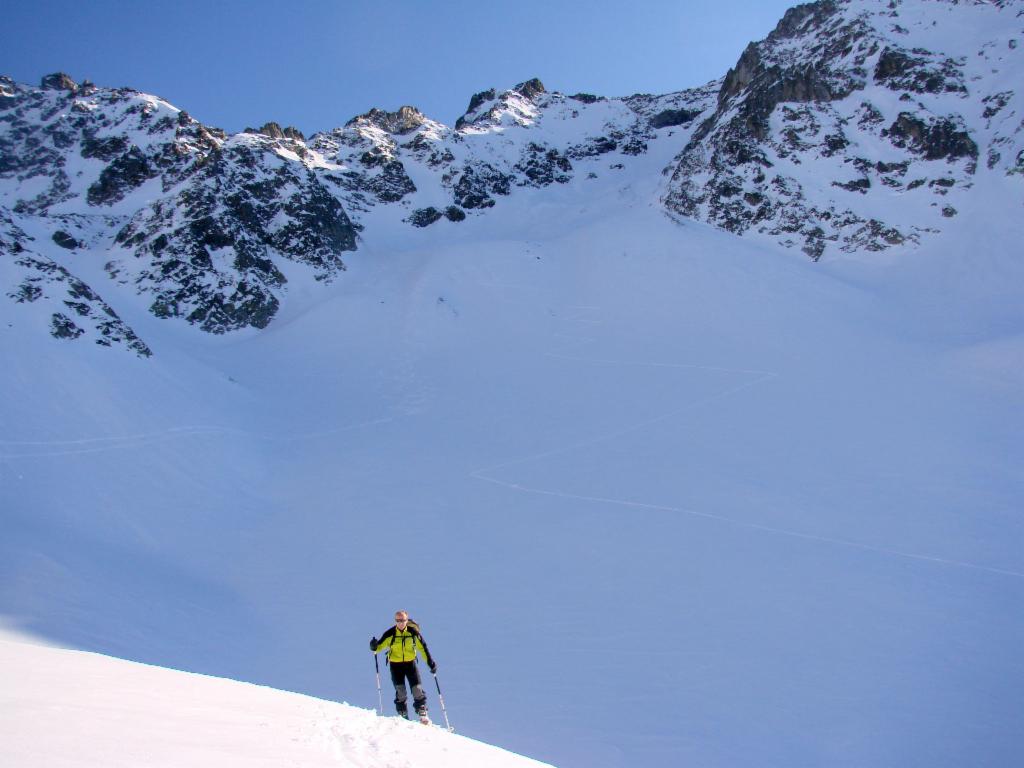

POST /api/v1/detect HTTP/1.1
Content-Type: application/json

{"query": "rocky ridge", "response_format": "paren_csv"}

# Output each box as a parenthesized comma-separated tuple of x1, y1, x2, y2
(664, 0, 1023, 258)
(1, 0, 1021, 354)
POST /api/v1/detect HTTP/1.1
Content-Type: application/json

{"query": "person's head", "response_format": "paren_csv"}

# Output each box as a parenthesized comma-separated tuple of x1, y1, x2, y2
(394, 610, 409, 628)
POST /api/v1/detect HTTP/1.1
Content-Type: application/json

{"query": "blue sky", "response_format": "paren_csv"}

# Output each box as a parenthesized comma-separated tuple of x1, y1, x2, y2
(4, 0, 796, 135)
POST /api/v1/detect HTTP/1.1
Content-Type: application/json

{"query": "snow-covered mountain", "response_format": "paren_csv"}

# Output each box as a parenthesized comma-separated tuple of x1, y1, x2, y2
(0, 70, 713, 342)
(2, 2, 1023, 768)
(4, 0, 1018, 350)
(664, 0, 1024, 257)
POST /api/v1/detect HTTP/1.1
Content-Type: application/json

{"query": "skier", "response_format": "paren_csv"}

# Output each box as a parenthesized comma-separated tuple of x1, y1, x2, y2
(370, 610, 437, 722)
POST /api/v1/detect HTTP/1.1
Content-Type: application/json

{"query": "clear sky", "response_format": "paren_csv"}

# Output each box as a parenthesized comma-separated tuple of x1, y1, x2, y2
(3, 0, 797, 136)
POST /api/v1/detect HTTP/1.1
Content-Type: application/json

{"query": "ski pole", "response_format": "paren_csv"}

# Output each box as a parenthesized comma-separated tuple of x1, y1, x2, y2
(373, 652, 383, 715)
(432, 672, 453, 732)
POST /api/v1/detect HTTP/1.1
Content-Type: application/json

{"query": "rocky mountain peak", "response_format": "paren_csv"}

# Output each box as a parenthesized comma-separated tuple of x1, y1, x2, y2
(768, 0, 839, 42)
(456, 79, 548, 131)
(513, 78, 546, 101)
(40, 72, 79, 93)
(1, 0, 1021, 355)
(247, 122, 306, 141)
(345, 106, 427, 135)
(463, 88, 497, 117)
(665, 0, 1021, 259)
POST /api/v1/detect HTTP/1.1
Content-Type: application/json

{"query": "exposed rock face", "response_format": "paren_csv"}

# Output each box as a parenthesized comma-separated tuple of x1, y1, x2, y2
(40, 72, 79, 93)
(0, 77, 358, 344)
(664, 0, 1020, 259)
(347, 107, 427, 135)
(311, 77, 713, 221)
(883, 113, 978, 162)
(3, 211, 151, 356)
(112, 137, 356, 333)
(247, 122, 306, 141)
(1, 0, 1021, 355)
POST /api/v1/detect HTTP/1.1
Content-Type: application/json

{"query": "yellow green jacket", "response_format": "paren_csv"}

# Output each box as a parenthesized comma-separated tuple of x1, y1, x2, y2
(373, 625, 434, 665)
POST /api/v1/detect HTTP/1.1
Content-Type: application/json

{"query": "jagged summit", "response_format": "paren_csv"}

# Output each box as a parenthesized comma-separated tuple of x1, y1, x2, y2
(1, 0, 1021, 351)
(664, 0, 1023, 257)
(346, 106, 429, 135)
(39, 72, 80, 93)
(455, 78, 548, 130)
(246, 122, 306, 141)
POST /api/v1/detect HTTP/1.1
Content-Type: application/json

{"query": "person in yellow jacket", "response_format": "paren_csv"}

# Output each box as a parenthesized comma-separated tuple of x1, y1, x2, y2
(370, 610, 437, 720)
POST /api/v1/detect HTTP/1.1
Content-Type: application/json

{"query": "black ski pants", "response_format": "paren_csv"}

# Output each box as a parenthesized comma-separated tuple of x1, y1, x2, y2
(390, 661, 427, 714)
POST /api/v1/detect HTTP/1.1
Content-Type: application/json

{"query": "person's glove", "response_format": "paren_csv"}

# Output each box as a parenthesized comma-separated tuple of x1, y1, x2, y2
(370, 636, 378, 651)
(429, 660, 437, 674)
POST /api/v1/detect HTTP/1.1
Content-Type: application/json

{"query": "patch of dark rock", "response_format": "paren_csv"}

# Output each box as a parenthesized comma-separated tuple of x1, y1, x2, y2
(516, 143, 573, 185)
(620, 138, 648, 156)
(151, 233, 169, 253)
(465, 88, 497, 115)
(567, 137, 617, 159)
(359, 149, 391, 167)
(802, 228, 827, 261)
(81, 133, 129, 161)
(822, 133, 849, 156)
(52, 230, 80, 249)
(87, 147, 156, 206)
(982, 92, 1012, 120)
(650, 108, 701, 129)
(366, 161, 417, 202)
(941, 205, 957, 217)
(514, 78, 546, 101)
(40, 73, 78, 93)
(571, 93, 602, 104)
(50, 312, 84, 339)
(190, 216, 234, 249)
(833, 178, 871, 193)
(857, 102, 885, 128)
(453, 164, 511, 209)
(456, 89, 497, 128)
(444, 206, 466, 222)
(64, 300, 91, 317)
(874, 47, 967, 92)
(875, 160, 909, 175)
(409, 207, 444, 228)
(10, 281, 42, 303)
(883, 113, 978, 161)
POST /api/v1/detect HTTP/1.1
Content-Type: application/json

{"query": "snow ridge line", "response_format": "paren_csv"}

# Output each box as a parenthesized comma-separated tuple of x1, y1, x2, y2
(471, 357, 1024, 581)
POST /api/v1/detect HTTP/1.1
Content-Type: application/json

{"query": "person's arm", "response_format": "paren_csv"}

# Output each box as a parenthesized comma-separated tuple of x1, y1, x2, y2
(370, 627, 396, 654)
(414, 632, 437, 672)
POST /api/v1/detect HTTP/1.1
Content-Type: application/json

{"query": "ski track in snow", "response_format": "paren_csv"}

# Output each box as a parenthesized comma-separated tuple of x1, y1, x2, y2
(0, 416, 395, 459)
(471, 345, 1024, 582)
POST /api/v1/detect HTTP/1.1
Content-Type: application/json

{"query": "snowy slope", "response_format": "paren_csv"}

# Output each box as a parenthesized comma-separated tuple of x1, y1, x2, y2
(2, 2, 1023, 768)
(3, 154, 1022, 767)
(0, 627, 552, 768)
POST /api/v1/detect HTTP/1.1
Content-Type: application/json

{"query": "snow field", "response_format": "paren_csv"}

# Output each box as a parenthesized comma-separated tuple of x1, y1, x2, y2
(0, 627, 554, 768)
